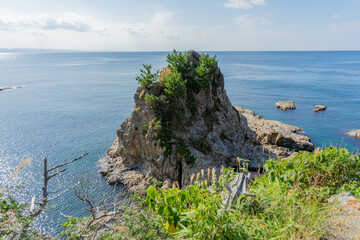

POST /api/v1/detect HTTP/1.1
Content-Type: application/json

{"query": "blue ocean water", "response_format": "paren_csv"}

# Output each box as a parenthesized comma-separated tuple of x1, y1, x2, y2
(0, 51, 359, 235)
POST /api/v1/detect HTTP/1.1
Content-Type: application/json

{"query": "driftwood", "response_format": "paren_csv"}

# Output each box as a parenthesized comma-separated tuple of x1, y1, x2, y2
(29, 152, 88, 217)
(222, 172, 255, 209)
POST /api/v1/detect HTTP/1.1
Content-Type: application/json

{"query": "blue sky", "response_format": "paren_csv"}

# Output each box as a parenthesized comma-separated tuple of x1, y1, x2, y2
(0, 0, 359, 51)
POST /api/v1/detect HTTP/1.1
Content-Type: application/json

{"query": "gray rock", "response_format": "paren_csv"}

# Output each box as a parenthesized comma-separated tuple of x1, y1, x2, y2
(328, 192, 357, 205)
(276, 101, 296, 111)
(313, 105, 327, 112)
(326, 192, 360, 239)
(235, 106, 314, 155)
(347, 129, 360, 139)
(100, 51, 313, 193)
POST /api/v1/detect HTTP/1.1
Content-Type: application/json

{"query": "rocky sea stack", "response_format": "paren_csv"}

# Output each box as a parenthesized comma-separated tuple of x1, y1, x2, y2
(100, 50, 314, 192)
(276, 101, 296, 111)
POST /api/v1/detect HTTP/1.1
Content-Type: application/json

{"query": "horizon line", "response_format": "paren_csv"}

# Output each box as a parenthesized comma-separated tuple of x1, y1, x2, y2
(1, 48, 359, 53)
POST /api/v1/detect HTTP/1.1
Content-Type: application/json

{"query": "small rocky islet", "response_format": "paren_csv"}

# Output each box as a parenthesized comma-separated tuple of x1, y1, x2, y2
(275, 100, 296, 111)
(313, 104, 327, 112)
(347, 129, 360, 139)
(100, 50, 314, 192)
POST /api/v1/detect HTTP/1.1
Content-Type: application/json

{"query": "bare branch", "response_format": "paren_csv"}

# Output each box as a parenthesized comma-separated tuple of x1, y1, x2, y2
(29, 153, 88, 218)
(47, 169, 66, 181)
(48, 152, 88, 172)
(48, 182, 80, 202)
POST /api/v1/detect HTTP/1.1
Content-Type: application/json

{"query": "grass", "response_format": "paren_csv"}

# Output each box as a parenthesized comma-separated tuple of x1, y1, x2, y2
(61, 147, 360, 239)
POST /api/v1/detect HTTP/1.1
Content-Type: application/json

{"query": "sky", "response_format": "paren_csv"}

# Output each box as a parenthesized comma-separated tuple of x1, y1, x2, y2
(0, 0, 359, 51)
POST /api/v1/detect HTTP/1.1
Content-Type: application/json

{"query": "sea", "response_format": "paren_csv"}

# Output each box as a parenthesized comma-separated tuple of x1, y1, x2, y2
(1, 50, 360, 236)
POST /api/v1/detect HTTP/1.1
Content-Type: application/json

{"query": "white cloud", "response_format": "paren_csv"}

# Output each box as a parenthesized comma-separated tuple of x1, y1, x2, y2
(332, 14, 340, 19)
(0, 13, 94, 32)
(224, 0, 266, 9)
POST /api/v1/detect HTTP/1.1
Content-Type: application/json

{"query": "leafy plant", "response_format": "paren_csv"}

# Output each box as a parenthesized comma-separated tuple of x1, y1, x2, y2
(164, 71, 186, 97)
(0, 192, 36, 239)
(166, 50, 193, 75)
(194, 54, 218, 89)
(263, 147, 360, 198)
(136, 64, 160, 88)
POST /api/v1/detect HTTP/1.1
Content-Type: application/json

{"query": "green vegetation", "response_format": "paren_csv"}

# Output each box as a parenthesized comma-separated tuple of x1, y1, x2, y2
(136, 64, 160, 88)
(0, 190, 37, 239)
(136, 50, 219, 166)
(138, 147, 360, 239)
(60, 147, 360, 239)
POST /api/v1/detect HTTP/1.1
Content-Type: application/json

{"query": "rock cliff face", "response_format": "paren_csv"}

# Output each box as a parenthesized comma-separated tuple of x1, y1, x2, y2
(100, 51, 313, 192)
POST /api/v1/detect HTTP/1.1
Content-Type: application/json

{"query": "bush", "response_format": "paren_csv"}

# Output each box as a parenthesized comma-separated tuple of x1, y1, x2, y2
(194, 54, 218, 89)
(136, 64, 160, 88)
(164, 72, 186, 97)
(166, 50, 193, 75)
(262, 147, 360, 198)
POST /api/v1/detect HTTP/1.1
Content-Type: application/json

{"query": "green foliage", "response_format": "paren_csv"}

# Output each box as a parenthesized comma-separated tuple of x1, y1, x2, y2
(136, 64, 160, 88)
(0, 191, 37, 239)
(122, 207, 172, 240)
(144, 182, 249, 239)
(164, 71, 186, 97)
(263, 147, 360, 198)
(166, 50, 193, 75)
(149, 118, 162, 132)
(190, 136, 212, 153)
(175, 139, 196, 165)
(194, 54, 218, 89)
(142, 124, 149, 135)
(140, 147, 360, 239)
(61, 217, 86, 239)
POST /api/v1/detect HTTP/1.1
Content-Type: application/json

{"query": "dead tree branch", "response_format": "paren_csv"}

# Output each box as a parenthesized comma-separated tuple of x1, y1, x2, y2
(29, 152, 89, 217)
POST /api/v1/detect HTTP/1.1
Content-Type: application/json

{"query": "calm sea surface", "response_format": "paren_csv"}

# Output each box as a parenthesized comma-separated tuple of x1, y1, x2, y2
(1, 51, 360, 235)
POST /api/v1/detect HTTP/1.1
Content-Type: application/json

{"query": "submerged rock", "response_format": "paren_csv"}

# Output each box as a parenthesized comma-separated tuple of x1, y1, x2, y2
(100, 51, 313, 192)
(347, 129, 360, 139)
(276, 101, 296, 111)
(313, 105, 327, 112)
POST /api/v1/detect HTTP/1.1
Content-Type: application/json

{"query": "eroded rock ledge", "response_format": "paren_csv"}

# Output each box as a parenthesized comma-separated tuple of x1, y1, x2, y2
(234, 106, 313, 157)
(100, 51, 314, 193)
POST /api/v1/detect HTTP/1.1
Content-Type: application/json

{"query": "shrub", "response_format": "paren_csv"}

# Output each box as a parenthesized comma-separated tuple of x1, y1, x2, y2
(166, 50, 193, 75)
(144, 94, 159, 107)
(194, 54, 218, 89)
(136, 64, 160, 88)
(149, 118, 162, 132)
(164, 72, 186, 97)
(262, 147, 360, 198)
